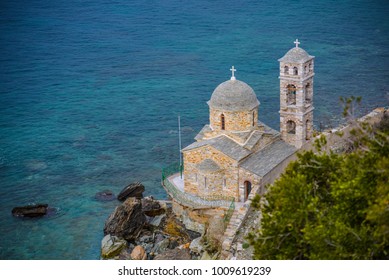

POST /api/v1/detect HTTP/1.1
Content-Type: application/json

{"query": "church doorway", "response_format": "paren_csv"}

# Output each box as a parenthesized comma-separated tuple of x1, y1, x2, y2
(244, 181, 252, 201)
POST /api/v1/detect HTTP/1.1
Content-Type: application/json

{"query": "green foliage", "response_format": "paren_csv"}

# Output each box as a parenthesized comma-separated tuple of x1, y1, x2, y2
(247, 114, 389, 260)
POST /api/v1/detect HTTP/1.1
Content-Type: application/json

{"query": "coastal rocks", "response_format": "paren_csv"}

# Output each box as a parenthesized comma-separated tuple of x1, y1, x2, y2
(153, 248, 191, 260)
(102, 193, 202, 260)
(101, 235, 127, 259)
(149, 214, 166, 227)
(95, 190, 116, 201)
(104, 197, 146, 240)
(117, 182, 145, 201)
(189, 237, 204, 254)
(142, 197, 165, 217)
(163, 216, 190, 242)
(152, 239, 170, 254)
(12, 204, 48, 218)
(130, 245, 147, 260)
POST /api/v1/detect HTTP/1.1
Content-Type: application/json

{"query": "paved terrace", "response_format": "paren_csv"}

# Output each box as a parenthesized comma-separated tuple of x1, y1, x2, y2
(162, 173, 237, 210)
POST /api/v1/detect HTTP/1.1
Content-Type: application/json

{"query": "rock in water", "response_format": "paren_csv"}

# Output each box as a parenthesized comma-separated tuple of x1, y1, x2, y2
(101, 235, 127, 259)
(104, 197, 146, 240)
(117, 182, 145, 201)
(153, 248, 191, 260)
(142, 197, 165, 216)
(12, 204, 48, 217)
(130, 245, 147, 260)
(95, 190, 116, 201)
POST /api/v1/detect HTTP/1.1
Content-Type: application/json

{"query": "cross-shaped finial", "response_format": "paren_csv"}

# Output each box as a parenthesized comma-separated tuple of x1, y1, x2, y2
(230, 66, 236, 80)
(294, 39, 300, 48)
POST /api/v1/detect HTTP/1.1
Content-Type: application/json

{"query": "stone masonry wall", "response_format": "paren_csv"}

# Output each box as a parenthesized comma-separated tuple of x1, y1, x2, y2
(209, 107, 258, 132)
(183, 146, 239, 200)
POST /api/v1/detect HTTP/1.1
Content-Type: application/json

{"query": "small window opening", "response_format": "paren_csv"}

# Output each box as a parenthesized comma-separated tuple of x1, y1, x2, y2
(287, 120, 296, 134)
(306, 120, 310, 140)
(221, 114, 225, 130)
(293, 67, 298, 75)
(284, 65, 289, 74)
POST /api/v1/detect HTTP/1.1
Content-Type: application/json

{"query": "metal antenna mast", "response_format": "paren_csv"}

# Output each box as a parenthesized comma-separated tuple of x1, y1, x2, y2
(178, 114, 183, 178)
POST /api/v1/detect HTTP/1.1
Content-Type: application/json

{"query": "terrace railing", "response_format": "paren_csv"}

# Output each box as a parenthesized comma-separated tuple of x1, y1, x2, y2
(161, 163, 235, 210)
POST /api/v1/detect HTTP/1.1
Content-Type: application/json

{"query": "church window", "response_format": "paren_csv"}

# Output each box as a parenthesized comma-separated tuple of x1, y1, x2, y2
(287, 120, 296, 134)
(306, 120, 310, 140)
(304, 65, 307, 74)
(252, 111, 255, 126)
(305, 83, 311, 102)
(287, 84, 296, 105)
(284, 65, 289, 74)
(293, 67, 298, 75)
(221, 114, 225, 130)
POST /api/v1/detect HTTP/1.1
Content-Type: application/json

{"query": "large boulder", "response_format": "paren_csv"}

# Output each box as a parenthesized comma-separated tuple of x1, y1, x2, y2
(117, 182, 145, 201)
(95, 190, 116, 201)
(142, 197, 165, 217)
(130, 245, 147, 260)
(12, 204, 48, 218)
(101, 235, 127, 259)
(104, 197, 146, 240)
(153, 248, 191, 260)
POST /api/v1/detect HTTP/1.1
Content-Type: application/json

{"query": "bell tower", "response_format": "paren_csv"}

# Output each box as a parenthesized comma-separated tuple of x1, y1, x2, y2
(278, 39, 315, 148)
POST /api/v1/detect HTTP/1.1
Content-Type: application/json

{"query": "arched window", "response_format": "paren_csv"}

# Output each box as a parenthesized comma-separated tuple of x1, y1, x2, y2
(287, 84, 296, 105)
(252, 111, 255, 126)
(306, 120, 310, 140)
(304, 65, 307, 74)
(293, 67, 298, 75)
(221, 114, 225, 130)
(287, 120, 296, 134)
(284, 65, 289, 74)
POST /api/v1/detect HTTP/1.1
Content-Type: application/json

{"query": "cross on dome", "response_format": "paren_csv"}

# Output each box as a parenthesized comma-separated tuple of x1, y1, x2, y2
(294, 39, 300, 48)
(230, 66, 236, 80)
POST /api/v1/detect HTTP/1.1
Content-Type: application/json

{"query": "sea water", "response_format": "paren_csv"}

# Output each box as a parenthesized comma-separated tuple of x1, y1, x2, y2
(0, 0, 388, 259)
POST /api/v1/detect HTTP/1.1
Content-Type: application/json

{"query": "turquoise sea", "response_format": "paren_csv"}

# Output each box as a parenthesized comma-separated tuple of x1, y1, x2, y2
(0, 0, 388, 259)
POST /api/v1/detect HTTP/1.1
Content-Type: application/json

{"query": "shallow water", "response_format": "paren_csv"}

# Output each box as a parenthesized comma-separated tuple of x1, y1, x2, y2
(0, 0, 388, 259)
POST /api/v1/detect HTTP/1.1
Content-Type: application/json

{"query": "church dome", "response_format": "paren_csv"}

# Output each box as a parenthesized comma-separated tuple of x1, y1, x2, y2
(278, 47, 314, 63)
(208, 79, 260, 111)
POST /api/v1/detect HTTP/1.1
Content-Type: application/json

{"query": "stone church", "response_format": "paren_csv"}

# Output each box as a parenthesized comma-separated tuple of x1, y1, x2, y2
(163, 40, 315, 234)
(180, 40, 315, 204)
